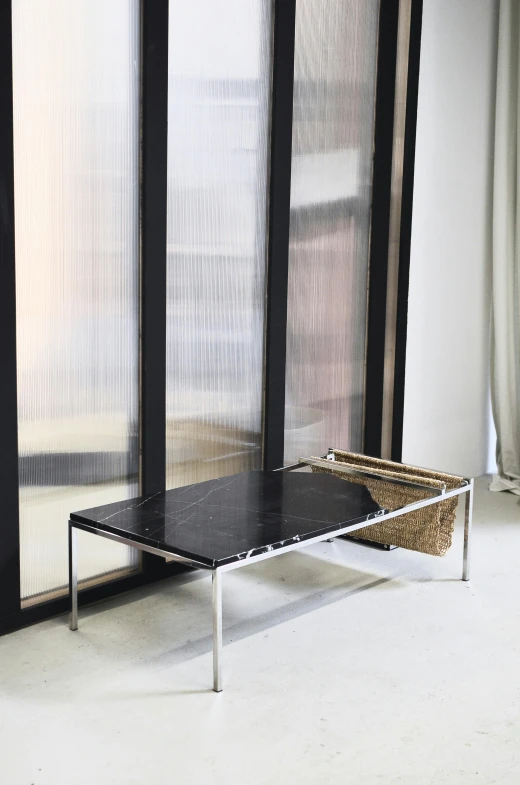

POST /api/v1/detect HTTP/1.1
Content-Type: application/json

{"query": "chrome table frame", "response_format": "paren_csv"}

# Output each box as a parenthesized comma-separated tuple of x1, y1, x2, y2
(68, 461, 474, 693)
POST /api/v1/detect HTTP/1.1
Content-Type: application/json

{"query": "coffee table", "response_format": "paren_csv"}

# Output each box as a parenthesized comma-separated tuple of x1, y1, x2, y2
(68, 465, 473, 691)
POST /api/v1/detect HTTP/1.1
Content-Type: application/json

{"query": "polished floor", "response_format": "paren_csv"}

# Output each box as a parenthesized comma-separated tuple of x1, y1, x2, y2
(1, 475, 519, 784)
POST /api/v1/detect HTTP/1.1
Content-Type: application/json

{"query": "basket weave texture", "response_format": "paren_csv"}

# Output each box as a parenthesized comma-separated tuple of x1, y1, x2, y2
(311, 450, 465, 556)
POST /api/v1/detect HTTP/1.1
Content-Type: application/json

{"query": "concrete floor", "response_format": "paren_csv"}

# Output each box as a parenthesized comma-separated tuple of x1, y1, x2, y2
(1, 475, 519, 784)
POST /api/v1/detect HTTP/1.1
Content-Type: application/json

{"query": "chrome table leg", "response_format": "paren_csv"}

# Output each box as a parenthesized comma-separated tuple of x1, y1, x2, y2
(69, 521, 78, 630)
(462, 479, 474, 581)
(212, 569, 223, 692)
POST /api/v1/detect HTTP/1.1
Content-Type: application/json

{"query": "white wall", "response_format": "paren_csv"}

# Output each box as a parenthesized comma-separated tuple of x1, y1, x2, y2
(402, 0, 498, 478)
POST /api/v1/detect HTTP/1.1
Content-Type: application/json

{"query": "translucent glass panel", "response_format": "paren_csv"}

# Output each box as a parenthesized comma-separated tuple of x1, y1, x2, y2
(12, 0, 140, 603)
(165, 0, 271, 488)
(284, 0, 380, 463)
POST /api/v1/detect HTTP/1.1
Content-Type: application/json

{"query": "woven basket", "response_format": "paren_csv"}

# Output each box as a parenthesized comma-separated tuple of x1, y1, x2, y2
(311, 449, 465, 556)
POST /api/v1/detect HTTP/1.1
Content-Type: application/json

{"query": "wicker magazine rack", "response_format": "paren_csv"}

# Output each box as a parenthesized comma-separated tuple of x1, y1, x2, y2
(306, 449, 468, 556)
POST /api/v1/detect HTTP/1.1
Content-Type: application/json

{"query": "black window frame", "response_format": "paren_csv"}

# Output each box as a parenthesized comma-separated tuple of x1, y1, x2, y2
(0, 0, 422, 635)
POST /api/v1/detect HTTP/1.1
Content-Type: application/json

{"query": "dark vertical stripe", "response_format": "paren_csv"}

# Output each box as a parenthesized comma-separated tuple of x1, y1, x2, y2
(363, 0, 400, 458)
(392, 0, 423, 462)
(263, 0, 297, 471)
(140, 0, 172, 577)
(140, 0, 169, 496)
(0, 1, 21, 617)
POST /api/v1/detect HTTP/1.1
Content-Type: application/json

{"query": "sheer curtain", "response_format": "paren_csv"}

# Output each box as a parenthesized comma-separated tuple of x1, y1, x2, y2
(490, 0, 520, 495)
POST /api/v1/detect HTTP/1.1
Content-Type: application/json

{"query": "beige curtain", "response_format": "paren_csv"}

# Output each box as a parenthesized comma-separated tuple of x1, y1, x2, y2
(490, 0, 520, 495)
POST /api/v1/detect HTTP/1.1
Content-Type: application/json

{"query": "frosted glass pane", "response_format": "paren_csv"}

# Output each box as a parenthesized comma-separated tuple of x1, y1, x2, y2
(166, 0, 271, 488)
(12, 0, 140, 603)
(284, 0, 380, 464)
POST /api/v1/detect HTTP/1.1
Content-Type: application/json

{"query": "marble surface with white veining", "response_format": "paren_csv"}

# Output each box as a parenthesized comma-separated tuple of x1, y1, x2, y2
(71, 471, 383, 567)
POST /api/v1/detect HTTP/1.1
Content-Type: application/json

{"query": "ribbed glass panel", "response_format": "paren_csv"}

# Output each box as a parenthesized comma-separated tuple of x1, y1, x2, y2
(165, 0, 271, 488)
(12, 0, 140, 604)
(284, 0, 380, 463)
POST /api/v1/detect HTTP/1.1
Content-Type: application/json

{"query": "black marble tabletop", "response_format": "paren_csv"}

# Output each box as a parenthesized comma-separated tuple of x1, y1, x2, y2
(71, 470, 384, 568)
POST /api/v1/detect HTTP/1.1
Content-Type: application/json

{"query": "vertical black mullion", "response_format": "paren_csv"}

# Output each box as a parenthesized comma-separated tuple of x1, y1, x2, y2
(141, 0, 168, 495)
(140, 0, 169, 573)
(363, 0, 400, 458)
(263, 0, 297, 471)
(391, 0, 423, 462)
(0, 1, 21, 618)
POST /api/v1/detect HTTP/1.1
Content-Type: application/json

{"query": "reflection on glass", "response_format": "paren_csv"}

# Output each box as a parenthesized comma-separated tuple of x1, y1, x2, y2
(12, 0, 140, 603)
(166, 0, 271, 488)
(284, 0, 379, 464)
